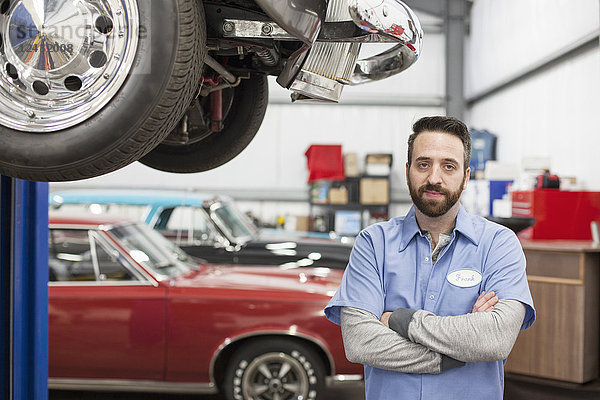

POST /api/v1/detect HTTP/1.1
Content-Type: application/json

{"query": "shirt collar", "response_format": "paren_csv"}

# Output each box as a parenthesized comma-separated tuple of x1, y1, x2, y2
(398, 206, 420, 252)
(398, 204, 479, 252)
(454, 203, 480, 246)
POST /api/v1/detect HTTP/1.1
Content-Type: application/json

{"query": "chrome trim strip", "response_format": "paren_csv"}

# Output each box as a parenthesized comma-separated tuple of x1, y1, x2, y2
(49, 221, 132, 232)
(222, 19, 296, 40)
(49, 223, 115, 230)
(209, 329, 337, 384)
(48, 378, 217, 394)
(48, 281, 155, 287)
(326, 374, 363, 385)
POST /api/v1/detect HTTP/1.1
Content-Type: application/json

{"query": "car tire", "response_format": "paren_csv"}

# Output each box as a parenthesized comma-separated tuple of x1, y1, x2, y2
(223, 338, 325, 400)
(0, 0, 205, 181)
(138, 73, 268, 173)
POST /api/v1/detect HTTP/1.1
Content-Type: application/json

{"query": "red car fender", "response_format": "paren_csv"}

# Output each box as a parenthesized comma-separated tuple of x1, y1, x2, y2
(208, 326, 337, 379)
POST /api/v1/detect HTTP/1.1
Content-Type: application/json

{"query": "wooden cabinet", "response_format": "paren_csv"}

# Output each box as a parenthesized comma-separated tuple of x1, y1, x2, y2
(505, 241, 600, 383)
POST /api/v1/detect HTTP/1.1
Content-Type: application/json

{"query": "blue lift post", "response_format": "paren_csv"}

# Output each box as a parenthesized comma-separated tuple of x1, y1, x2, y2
(0, 176, 49, 400)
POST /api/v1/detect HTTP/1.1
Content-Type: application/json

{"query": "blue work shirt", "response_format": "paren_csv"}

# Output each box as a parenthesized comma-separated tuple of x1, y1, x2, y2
(325, 205, 535, 400)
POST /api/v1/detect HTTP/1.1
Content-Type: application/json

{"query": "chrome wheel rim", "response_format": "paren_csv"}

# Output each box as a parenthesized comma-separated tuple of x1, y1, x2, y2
(241, 352, 310, 400)
(0, 0, 139, 132)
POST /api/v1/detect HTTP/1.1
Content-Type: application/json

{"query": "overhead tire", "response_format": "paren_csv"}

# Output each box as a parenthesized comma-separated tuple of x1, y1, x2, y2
(0, 0, 205, 181)
(223, 338, 325, 400)
(139, 73, 268, 173)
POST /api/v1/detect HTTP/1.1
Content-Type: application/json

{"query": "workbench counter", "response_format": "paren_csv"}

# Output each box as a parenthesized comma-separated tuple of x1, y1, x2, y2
(505, 240, 600, 383)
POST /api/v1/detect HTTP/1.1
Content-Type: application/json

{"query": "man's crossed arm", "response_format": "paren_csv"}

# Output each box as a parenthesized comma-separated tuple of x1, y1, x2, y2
(340, 292, 526, 374)
(341, 307, 463, 374)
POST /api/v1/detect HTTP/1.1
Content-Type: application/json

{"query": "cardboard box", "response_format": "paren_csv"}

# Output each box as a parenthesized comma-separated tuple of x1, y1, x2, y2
(295, 216, 309, 232)
(365, 153, 393, 176)
(366, 153, 393, 165)
(344, 153, 359, 177)
(329, 186, 348, 204)
(360, 178, 389, 205)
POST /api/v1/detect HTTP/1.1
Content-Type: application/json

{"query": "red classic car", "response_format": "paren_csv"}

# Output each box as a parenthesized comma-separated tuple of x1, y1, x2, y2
(48, 213, 362, 399)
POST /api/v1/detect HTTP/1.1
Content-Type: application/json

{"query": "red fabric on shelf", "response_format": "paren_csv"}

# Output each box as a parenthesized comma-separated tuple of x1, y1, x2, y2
(305, 145, 345, 183)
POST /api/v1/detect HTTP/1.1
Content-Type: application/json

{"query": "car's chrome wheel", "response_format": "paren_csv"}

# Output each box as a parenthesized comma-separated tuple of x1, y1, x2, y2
(242, 352, 310, 399)
(0, 0, 139, 131)
(224, 339, 324, 400)
(0, 0, 206, 182)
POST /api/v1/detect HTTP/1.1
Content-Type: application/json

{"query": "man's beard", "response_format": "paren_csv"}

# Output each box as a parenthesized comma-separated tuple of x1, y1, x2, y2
(408, 175, 466, 218)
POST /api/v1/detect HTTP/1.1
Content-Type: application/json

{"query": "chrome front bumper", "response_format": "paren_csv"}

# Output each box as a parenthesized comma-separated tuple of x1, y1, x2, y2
(254, 0, 423, 102)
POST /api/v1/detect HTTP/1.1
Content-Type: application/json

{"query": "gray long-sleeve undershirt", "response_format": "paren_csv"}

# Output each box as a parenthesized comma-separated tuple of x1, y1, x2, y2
(341, 306, 448, 374)
(341, 299, 525, 372)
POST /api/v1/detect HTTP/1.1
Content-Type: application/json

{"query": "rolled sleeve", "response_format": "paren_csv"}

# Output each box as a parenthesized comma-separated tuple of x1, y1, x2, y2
(482, 228, 536, 330)
(325, 228, 385, 325)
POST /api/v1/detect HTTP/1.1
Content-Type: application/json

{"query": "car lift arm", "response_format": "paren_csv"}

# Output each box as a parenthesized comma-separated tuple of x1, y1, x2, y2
(0, 176, 48, 400)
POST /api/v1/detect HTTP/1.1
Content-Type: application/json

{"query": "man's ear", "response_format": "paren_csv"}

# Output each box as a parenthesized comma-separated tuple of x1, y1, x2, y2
(463, 167, 471, 189)
(405, 162, 410, 183)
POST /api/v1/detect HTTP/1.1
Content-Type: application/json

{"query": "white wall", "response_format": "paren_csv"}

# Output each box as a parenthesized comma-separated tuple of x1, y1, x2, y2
(54, 102, 442, 192)
(466, 0, 600, 189)
(466, 0, 599, 97)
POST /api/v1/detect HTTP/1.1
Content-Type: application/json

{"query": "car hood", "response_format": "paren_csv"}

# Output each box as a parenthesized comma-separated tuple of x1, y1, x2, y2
(252, 231, 353, 261)
(257, 229, 354, 246)
(171, 264, 344, 298)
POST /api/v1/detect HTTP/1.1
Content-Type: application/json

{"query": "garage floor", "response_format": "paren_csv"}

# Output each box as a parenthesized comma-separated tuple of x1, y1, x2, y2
(49, 375, 600, 400)
(505, 374, 600, 400)
(49, 384, 366, 400)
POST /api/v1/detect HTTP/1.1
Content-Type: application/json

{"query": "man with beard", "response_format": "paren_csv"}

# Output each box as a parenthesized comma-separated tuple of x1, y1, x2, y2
(325, 116, 535, 399)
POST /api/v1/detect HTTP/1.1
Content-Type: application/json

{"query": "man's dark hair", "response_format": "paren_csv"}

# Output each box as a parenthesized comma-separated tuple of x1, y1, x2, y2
(408, 116, 471, 171)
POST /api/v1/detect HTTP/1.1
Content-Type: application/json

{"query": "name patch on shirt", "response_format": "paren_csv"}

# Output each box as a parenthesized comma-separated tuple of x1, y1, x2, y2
(446, 269, 482, 288)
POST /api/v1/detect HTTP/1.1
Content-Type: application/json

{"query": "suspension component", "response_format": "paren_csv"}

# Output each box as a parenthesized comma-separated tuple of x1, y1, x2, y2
(210, 89, 223, 132)
(255, 48, 278, 66)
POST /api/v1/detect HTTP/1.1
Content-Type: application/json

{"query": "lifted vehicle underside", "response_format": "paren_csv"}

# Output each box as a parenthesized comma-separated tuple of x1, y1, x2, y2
(0, 0, 422, 181)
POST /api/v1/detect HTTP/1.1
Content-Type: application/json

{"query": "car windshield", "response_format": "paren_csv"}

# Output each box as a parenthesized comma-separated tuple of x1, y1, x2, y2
(109, 223, 197, 279)
(212, 203, 257, 242)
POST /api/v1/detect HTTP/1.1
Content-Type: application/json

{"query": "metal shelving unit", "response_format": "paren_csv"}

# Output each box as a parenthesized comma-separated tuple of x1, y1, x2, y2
(308, 175, 391, 235)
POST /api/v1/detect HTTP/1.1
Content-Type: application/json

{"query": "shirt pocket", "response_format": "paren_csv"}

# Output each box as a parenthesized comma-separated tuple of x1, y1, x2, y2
(437, 268, 483, 316)
(383, 271, 422, 311)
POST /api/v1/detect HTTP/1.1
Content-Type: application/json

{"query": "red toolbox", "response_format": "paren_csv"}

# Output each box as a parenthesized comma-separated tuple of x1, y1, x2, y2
(511, 190, 600, 240)
(305, 144, 345, 183)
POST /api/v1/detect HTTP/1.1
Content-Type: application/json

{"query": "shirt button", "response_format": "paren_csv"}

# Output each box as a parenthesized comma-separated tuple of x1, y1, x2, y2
(425, 257, 430, 262)
(429, 295, 435, 300)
